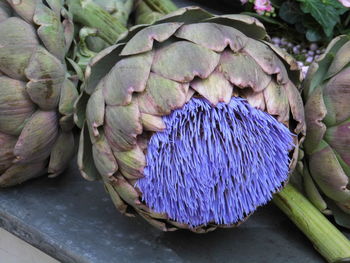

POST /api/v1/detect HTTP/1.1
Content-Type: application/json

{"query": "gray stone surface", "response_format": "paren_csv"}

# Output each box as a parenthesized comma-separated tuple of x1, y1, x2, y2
(2, 160, 349, 263)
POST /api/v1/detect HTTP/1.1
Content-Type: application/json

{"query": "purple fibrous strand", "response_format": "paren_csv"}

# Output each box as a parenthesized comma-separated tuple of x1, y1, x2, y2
(136, 97, 294, 227)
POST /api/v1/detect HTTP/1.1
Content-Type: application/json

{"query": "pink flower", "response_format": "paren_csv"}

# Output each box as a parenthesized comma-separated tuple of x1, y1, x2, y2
(254, 0, 272, 14)
(338, 0, 350, 7)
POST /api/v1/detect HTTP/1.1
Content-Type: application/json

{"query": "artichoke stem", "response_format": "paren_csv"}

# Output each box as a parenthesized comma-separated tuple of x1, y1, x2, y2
(67, 0, 127, 44)
(142, 0, 178, 14)
(273, 184, 350, 263)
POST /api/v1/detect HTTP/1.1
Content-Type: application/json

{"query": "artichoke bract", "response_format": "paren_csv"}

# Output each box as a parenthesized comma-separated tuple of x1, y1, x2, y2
(303, 35, 350, 228)
(76, 7, 305, 232)
(0, 0, 77, 187)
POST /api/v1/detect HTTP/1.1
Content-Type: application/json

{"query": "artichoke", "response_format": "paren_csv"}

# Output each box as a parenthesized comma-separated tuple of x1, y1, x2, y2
(303, 35, 350, 228)
(0, 0, 77, 187)
(76, 7, 305, 232)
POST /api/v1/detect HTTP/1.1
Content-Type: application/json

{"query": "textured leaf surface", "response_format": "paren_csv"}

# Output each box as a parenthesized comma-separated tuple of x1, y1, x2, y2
(0, 76, 35, 136)
(152, 41, 220, 83)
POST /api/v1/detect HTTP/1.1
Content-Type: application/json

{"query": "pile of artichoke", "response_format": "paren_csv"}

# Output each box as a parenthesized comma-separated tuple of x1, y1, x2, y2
(1, 0, 350, 261)
(0, 0, 76, 187)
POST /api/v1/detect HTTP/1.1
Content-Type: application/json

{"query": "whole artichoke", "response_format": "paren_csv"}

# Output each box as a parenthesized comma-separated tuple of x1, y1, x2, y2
(0, 0, 77, 187)
(76, 7, 305, 232)
(303, 35, 350, 228)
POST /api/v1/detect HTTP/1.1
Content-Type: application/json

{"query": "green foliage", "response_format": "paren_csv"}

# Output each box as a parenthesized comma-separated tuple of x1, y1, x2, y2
(278, 0, 349, 42)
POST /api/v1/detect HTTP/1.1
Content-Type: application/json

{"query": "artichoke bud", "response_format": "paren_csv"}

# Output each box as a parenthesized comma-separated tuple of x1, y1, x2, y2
(0, 0, 77, 187)
(78, 7, 305, 232)
(303, 35, 350, 228)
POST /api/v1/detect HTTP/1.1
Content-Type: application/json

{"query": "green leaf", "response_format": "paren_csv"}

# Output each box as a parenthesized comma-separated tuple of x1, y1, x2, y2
(279, 1, 303, 24)
(305, 28, 322, 42)
(297, 0, 341, 37)
(241, 12, 285, 27)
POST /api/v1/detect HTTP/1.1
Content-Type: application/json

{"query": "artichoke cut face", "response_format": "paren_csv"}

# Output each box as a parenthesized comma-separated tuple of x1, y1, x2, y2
(303, 36, 350, 228)
(0, 0, 76, 187)
(82, 7, 305, 232)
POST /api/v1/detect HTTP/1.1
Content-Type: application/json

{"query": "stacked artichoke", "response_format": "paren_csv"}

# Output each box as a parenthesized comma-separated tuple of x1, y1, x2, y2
(75, 7, 306, 232)
(303, 35, 350, 228)
(0, 0, 77, 187)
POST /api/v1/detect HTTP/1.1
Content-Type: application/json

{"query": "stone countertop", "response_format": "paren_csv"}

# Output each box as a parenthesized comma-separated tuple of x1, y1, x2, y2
(0, 160, 339, 263)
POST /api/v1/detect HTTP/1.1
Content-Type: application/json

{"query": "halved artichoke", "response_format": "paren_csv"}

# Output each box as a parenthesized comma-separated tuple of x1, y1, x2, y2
(75, 7, 305, 232)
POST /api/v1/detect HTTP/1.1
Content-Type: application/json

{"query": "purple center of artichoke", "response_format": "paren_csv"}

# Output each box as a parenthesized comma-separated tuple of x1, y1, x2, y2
(136, 97, 293, 227)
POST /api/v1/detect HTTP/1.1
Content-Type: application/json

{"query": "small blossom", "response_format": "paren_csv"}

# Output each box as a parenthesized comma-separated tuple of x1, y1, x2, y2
(338, 0, 350, 7)
(254, 0, 273, 14)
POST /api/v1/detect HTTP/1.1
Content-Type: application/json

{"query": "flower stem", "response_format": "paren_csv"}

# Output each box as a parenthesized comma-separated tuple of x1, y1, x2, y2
(67, 0, 128, 45)
(273, 184, 350, 263)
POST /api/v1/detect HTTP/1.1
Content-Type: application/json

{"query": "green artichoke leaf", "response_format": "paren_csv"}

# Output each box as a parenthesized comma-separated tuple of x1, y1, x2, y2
(0, 161, 46, 187)
(323, 67, 350, 126)
(103, 51, 153, 106)
(77, 124, 100, 181)
(140, 113, 166, 132)
(0, 17, 39, 80)
(309, 140, 350, 203)
(113, 174, 141, 207)
(303, 165, 329, 214)
(86, 88, 105, 139)
(0, 76, 35, 136)
(137, 73, 189, 116)
(92, 132, 119, 180)
(74, 91, 90, 129)
(104, 182, 128, 215)
(0, 132, 16, 174)
(219, 50, 271, 92)
(326, 41, 350, 79)
(85, 43, 125, 95)
(284, 81, 305, 135)
(113, 146, 146, 179)
(0, 1, 11, 22)
(263, 41, 301, 86)
(59, 114, 75, 132)
(304, 35, 350, 98)
(152, 41, 220, 83)
(244, 39, 289, 84)
(48, 131, 75, 177)
(104, 101, 143, 151)
(13, 110, 59, 163)
(174, 22, 248, 53)
(240, 88, 265, 110)
(25, 46, 65, 110)
(59, 79, 79, 116)
(327, 200, 350, 229)
(155, 6, 213, 25)
(191, 70, 232, 106)
(263, 80, 289, 124)
(324, 122, 350, 175)
(206, 14, 267, 40)
(304, 86, 327, 155)
(120, 22, 183, 56)
(6, 0, 38, 23)
(34, 1, 66, 61)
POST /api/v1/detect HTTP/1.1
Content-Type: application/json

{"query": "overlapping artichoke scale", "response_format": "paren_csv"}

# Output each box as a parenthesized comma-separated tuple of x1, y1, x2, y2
(322, 67, 350, 126)
(308, 141, 350, 205)
(0, 76, 36, 136)
(0, 0, 76, 186)
(81, 7, 304, 231)
(0, 161, 47, 187)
